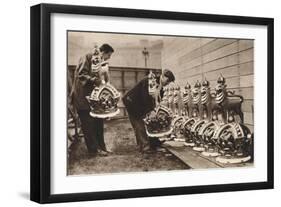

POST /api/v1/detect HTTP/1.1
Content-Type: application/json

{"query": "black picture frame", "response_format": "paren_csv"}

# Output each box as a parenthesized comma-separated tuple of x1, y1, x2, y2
(30, 3, 274, 204)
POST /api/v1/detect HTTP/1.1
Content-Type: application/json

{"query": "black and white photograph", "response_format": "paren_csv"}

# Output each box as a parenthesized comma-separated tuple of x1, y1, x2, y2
(0, 0, 279, 206)
(29, 3, 274, 203)
(67, 31, 255, 175)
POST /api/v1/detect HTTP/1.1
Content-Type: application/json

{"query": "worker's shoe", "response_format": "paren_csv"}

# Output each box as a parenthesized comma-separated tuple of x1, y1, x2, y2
(97, 149, 108, 156)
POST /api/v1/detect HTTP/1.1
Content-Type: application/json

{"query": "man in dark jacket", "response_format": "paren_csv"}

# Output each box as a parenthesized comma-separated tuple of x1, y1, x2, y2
(70, 44, 114, 156)
(122, 69, 175, 153)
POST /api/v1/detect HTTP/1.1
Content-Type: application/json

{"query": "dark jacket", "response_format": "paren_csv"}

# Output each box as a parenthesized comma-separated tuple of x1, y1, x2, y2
(70, 53, 100, 110)
(122, 77, 163, 119)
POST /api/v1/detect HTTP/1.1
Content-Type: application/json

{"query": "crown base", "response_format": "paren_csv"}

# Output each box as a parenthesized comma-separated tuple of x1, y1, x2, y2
(201, 151, 220, 157)
(89, 109, 120, 118)
(216, 155, 251, 164)
(184, 142, 195, 147)
(145, 127, 173, 138)
(192, 146, 205, 152)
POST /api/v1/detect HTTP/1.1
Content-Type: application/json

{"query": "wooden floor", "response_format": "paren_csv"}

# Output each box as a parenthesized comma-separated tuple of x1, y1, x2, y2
(163, 141, 253, 169)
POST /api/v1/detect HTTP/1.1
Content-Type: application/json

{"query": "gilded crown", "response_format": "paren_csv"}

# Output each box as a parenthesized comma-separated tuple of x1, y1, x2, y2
(86, 83, 120, 118)
(143, 105, 173, 137)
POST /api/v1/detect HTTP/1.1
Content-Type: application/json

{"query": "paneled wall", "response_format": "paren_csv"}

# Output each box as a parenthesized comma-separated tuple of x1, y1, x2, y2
(161, 37, 254, 131)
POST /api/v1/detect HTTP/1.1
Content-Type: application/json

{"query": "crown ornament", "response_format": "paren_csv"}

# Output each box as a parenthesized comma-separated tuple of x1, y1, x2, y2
(143, 105, 174, 137)
(86, 44, 121, 118)
(144, 82, 174, 138)
(86, 83, 120, 118)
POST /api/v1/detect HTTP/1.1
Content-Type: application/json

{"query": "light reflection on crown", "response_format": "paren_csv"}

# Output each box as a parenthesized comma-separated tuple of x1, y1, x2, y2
(86, 83, 121, 118)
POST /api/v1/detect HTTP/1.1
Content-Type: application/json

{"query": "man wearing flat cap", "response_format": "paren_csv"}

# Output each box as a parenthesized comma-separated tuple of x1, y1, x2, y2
(122, 69, 175, 154)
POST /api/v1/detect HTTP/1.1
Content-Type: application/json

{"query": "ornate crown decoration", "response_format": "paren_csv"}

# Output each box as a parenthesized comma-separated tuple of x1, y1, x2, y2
(213, 122, 252, 163)
(86, 44, 121, 118)
(144, 82, 175, 138)
(142, 73, 253, 164)
(86, 83, 120, 118)
(143, 105, 174, 137)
